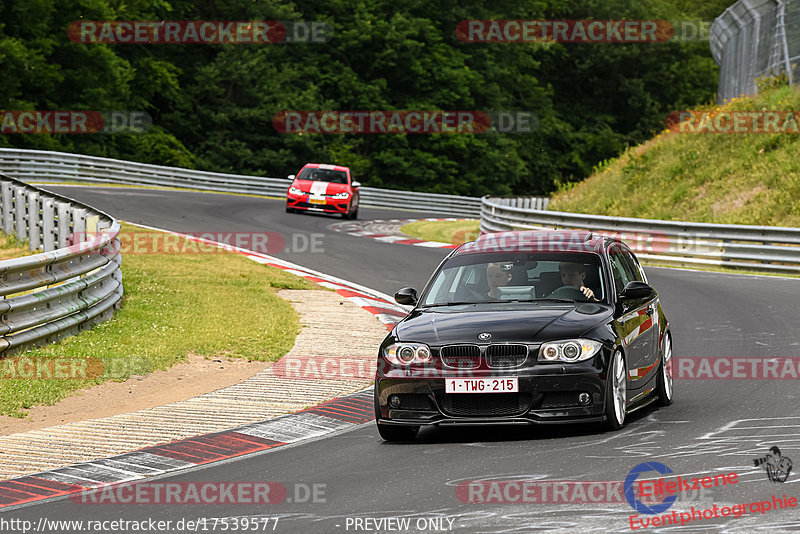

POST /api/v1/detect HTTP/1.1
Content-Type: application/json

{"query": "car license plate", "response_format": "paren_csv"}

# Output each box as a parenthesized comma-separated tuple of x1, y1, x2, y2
(309, 197, 326, 205)
(445, 377, 518, 394)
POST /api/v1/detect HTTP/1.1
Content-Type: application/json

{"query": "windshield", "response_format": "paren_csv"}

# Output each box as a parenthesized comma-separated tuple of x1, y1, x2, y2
(420, 252, 606, 306)
(297, 167, 348, 184)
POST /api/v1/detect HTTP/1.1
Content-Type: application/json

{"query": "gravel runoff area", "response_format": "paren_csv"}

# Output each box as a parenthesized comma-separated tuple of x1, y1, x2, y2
(0, 290, 386, 480)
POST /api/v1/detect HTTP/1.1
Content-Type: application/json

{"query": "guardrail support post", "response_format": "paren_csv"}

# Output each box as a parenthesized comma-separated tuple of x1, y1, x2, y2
(27, 191, 40, 251)
(56, 202, 70, 247)
(1, 181, 11, 235)
(42, 197, 55, 252)
(14, 186, 26, 243)
(72, 207, 87, 238)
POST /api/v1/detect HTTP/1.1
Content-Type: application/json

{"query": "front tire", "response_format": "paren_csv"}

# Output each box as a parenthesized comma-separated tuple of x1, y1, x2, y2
(655, 333, 673, 406)
(604, 350, 627, 430)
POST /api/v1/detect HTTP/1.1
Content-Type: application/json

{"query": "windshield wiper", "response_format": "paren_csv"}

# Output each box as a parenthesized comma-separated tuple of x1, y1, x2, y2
(422, 301, 484, 308)
(531, 298, 577, 303)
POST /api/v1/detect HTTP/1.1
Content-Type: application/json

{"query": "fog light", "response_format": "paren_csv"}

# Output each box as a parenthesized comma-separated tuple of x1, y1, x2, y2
(578, 392, 591, 405)
(389, 395, 401, 408)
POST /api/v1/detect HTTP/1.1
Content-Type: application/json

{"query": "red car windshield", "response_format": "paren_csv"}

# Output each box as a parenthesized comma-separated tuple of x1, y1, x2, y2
(297, 168, 348, 184)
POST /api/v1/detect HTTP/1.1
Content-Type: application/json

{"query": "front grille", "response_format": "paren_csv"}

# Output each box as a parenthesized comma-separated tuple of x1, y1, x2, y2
(293, 202, 342, 211)
(439, 393, 531, 416)
(486, 344, 528, 368)
(441, 345, 481, 369)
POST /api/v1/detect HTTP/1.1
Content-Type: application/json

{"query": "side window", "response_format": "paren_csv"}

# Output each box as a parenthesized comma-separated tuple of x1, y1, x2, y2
(607, 246, 630, 295)
(620, 249, 644, 283)
(622, 250, 647, 283)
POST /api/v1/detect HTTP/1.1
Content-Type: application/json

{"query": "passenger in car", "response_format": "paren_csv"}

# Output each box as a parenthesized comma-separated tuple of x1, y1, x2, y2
(558, 262, 598, 301)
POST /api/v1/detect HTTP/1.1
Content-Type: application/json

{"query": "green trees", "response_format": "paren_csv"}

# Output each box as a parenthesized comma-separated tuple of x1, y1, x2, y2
(0, 0, 731, 195)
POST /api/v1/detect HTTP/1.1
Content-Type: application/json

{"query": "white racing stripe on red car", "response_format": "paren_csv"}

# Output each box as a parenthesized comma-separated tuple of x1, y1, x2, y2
(309, 181, 328, 196)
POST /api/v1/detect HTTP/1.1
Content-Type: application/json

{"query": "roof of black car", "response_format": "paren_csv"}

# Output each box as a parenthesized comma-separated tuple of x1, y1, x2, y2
(455, 230, 609, 255)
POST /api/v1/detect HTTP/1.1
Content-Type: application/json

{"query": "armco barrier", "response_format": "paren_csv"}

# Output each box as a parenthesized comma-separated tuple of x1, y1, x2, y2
(0, 174, 122, 355)
(0, 148, 488, 217)
(481, 196, 800, 274)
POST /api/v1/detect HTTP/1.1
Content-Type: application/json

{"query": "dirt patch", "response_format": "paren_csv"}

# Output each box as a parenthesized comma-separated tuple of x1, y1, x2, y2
(712, 185, 766, 216)
(0, 353, 270, 436)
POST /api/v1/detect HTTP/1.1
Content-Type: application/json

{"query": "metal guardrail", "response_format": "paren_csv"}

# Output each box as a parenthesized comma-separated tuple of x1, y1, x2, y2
(711, 0, 800, 103)
(0, 148, 485, 217)
(0, 174, 122, 355)
(481, 196, 800, 274)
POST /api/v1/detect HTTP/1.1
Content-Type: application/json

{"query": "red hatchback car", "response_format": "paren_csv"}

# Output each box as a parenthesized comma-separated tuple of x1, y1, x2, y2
(285, 163, 360, 219)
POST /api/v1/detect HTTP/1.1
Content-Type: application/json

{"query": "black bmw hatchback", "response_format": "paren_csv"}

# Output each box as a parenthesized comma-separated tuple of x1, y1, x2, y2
(374, 230, 673, 441)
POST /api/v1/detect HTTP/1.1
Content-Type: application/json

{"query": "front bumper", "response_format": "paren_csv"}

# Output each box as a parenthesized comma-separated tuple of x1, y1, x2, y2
(286, 195, 349, 214)
(375, 362, 609, 426)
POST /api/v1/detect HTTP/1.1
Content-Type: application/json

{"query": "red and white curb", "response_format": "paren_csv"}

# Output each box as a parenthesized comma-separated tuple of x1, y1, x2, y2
(0, 223, 411, 508)
(0, 389, 375, 509)
(330, 218, 471, 249)
(131, 223, 411, 330)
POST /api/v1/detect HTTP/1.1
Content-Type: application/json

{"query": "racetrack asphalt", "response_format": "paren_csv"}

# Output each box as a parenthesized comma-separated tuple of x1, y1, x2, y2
(3, 186, 799, 533)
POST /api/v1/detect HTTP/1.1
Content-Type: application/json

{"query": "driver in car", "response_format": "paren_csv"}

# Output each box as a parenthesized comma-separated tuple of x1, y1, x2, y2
(486, 262, 512, 299)
(557, 262, 597, 301)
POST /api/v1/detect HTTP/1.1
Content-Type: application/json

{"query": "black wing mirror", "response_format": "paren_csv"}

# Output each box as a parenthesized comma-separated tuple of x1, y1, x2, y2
(395, 287, 418, 306)
(619, 281, 656, 301)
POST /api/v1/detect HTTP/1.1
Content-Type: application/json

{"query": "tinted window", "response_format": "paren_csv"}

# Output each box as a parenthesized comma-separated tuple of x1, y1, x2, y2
(607, 246, 630, 295)
(621, 250, 645, 283)
(618, 250, 643, 283)
(297, 168, 348, 184)
(420, 252, 606, 306)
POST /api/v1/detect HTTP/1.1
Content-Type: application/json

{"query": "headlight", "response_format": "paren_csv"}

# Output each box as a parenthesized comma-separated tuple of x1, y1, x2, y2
(538, 339, 602, 363)
(332, 192, 350, 199)
(289, 187, 304, 195)
(383, 343, 432, 366)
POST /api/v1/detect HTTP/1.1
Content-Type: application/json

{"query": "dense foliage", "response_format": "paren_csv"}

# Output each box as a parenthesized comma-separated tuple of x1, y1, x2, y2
(0, 0, 734, 195)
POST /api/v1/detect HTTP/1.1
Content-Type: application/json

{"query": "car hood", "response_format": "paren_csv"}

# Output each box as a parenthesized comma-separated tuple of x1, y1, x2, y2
(293, 179, 349, 195)
(395, 303, 612, 345)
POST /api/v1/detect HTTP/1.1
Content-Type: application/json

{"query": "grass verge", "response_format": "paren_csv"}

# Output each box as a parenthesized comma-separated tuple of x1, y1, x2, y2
(0, 234, 32, 260)
(0, 222, 316, 418)
(401, 219, 480, 245)
(549, 84, 800, 227)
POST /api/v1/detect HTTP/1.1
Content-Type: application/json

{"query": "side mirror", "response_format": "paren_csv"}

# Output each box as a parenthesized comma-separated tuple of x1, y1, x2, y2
(619, 281, 655, 301)
(288, 174, 296, 180)
(351, 181, 361, 188)
(395, 287, 418, 306)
